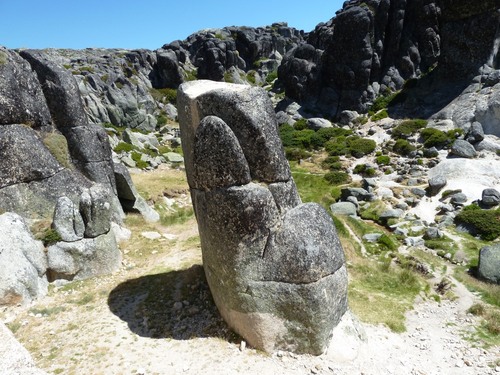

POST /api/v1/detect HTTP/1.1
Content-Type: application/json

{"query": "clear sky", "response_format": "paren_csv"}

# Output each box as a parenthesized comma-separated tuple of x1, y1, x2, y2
(0, 0, 344, 50)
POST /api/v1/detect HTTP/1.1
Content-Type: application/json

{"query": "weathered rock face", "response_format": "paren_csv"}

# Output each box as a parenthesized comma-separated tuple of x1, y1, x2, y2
(0, 213, 48, 306)
(0, 47, 52, 127)
(279, 0, 500, 120)
(178, 80, 348, 354)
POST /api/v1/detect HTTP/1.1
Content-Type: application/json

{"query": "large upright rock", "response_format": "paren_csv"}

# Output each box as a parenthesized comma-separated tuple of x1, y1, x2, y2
(0, 47, 52, 127)
(178, 80, 348, 354)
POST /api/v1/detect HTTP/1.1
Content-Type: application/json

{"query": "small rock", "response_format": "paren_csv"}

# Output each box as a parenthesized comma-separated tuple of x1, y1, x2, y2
(141, 231, 162, 240)
(239, 340, 246, 351)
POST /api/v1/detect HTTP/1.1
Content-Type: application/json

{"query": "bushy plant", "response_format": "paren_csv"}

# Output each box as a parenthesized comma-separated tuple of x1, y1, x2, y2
(455, 206, 500, 240)
(150, 88, 177, 104)
(294, 118, 308, 130)
(321, 156, 342, 171)
(376, 155, 391, 165)
(325, 136, 349, 156)
(284, 147, 311, 161)
(353, 164, 376, 177)
(393, 139, 416, 156)
(348, 137, 376, 158)
(392, 119, 427, 139)
(266, 70, 278, 83)
(420, 128, 450, 148)
(37, 228, 62, 246)
(370, 92, 399, 113)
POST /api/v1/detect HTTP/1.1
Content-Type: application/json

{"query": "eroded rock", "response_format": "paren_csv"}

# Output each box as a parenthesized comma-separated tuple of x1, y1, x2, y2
(178, 80, 348, 354)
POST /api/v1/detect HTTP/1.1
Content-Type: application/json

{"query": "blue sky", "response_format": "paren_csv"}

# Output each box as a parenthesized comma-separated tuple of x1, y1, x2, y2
(0, 1, 344, 50)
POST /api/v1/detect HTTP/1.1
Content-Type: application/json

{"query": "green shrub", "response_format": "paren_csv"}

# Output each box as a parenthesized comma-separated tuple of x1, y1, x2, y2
(455, 206, 500, 241)
(325, 136, 349, 156)
(376, 155, 391, 165)
(185, 69, 198, 81)
(348, 137, 376, 158)
(279, 124, 296, 147)
(420, 128, 450, 148)
(311, 127, 353, 149)
(393, 139, 416, 156)
(294, 118, 308, 130)
(321, 156, 343, 171)
(392, 119, 427, 139)
(324, 171, 351, 185)
(246, 71, 257, 85)
(37, 228, 62, 246)
(113, 142, 134, 153)
(371, 109, 389, 121)
(293, 129, 316, 149)
(284, 147, 311, 161)
(353, 164, 376, 177)
(156, 114, 168, 126)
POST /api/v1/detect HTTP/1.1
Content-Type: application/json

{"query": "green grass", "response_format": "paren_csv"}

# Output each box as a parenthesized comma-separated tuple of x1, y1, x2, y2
(160, 206, 195, 226)
(348, 259, 425, 332)
(291, 164, 338, 209)
(29, 306, 66, 316)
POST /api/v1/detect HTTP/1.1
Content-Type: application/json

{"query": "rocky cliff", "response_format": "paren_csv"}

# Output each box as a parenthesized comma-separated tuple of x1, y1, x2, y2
(278, 0, 500, 125)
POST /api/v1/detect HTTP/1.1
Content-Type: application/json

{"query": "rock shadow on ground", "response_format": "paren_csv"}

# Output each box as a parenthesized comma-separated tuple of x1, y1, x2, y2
(107, 265, 239, 341)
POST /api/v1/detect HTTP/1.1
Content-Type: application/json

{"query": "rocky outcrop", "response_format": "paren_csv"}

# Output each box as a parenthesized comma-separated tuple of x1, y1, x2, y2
(278, 0, 500, 122)
(29, 23, 303, 131)
(0, 48, 52, 128)
(178, 80, 348, 355)
(0, 213, 48, 306)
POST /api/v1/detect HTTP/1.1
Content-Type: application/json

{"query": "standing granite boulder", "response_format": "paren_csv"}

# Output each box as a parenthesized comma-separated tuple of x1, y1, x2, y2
(113, 162, 160, 222)
(178, 80, 348, 354)
(477, 244, 500, 284)
(52, 196, 85, 242)
(0, 213, 48, 306)
(79, 184, 112, 238)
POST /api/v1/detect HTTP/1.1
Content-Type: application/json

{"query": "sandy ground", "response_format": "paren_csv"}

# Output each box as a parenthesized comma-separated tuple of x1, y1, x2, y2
(1, 228, 498, 375)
